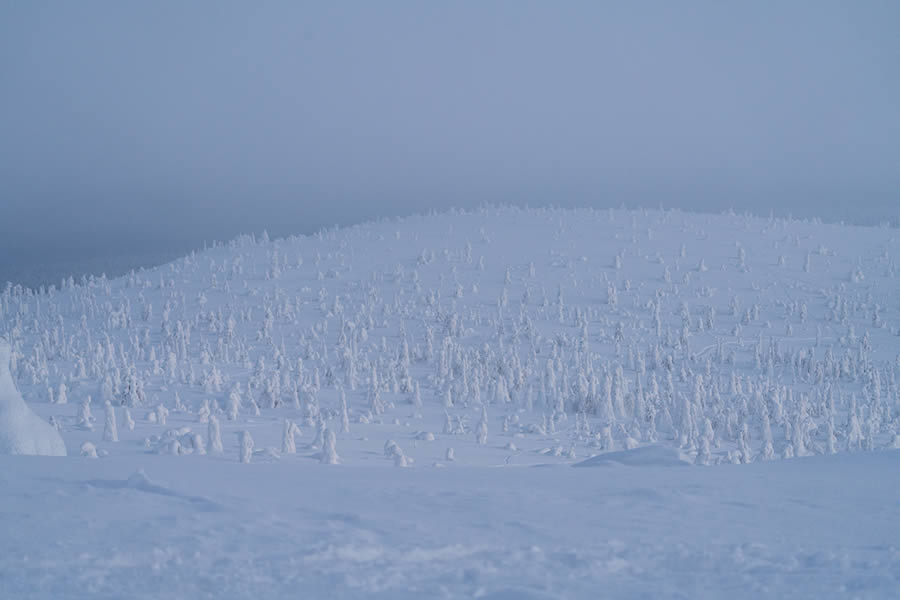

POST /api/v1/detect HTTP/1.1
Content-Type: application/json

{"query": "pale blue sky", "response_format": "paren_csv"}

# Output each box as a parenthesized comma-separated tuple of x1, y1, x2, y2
(1, 1, 898, 284)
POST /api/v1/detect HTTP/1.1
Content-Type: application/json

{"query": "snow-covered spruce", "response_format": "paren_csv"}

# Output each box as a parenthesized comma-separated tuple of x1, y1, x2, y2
(0, 207, 898, 468)
(238, 430, 254, 463)
(76, 397, 95, 431)
(208, 415, 224, 454)
(281, 419, 301, 454)
(320, 429, 339, 464)
(103, 401, 118, 442)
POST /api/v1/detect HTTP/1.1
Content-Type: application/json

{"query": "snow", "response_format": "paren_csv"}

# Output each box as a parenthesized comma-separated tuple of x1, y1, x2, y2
(1, 206, 899, 597)
(0, 337, 66, 456)
(573, 444, 690, 467)
(1, 451, 899, 598)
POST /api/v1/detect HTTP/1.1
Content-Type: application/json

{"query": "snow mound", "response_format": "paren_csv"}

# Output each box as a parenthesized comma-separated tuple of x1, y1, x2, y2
(573, 445, 689, 468)
(0, 338, 67, 456)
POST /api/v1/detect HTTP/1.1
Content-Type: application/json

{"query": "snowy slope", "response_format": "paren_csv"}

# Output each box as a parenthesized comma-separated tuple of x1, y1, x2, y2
(1, 206, 899, 598)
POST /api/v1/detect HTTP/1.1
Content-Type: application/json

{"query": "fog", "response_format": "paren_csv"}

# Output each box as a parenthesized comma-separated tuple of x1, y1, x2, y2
(2, 1, 898, 287)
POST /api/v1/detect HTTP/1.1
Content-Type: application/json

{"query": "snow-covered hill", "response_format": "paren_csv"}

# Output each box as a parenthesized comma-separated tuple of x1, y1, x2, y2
(1, 206, 899, 598)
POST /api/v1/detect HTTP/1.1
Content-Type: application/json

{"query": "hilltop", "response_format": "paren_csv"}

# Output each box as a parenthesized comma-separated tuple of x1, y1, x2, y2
(1, 206, 899, 598)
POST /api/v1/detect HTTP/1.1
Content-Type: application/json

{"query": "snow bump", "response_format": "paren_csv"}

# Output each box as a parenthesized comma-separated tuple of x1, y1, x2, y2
(573, 445, 690, 468)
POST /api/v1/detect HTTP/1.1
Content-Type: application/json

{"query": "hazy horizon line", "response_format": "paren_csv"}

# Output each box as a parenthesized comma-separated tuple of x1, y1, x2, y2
(3, 201, 897, 292)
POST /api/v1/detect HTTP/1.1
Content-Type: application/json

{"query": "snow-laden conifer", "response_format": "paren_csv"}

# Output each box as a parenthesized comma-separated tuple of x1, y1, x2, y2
(475, 406, 488, 445)
(282, 419, 301, 454)
(122, 407, 135, 431)
(320, 428, 339, 464)
(208, 415, 224, 453)
(238, 430, 254, 463)
(76, 398, 95, 431)
(103, 401, 118, 442)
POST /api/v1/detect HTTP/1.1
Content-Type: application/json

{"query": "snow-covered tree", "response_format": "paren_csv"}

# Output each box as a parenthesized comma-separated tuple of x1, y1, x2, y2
(76, 398, 95, 431)
(320, 428, 339, 464)
(208, 415, 224, 453)
(238, 429, 253, 463)
(226, 385, 242, 421)
(103, 401, 118, 442)
(122, 407, 135, 431)
(475, 406, 488, 445)
(282, 419, 301, 454)
(340, 389, 350, 433)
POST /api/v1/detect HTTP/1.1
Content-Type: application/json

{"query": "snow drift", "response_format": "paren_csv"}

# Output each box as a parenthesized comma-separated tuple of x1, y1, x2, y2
(0, 338, 66, 456)
(573, 445, 690, 468)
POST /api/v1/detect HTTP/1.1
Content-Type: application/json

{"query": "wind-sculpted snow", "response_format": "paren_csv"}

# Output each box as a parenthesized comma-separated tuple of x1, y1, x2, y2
(1, 206, 899, 597)
(0, 337, 66, 456)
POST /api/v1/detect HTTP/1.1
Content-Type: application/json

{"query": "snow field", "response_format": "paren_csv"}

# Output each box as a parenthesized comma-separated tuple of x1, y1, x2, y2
(1, 206, 899, 597)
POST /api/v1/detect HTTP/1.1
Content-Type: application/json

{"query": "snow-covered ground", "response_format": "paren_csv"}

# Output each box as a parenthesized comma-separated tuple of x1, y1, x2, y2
(1, 206, 899, 598)
(3, 450, 899, 599)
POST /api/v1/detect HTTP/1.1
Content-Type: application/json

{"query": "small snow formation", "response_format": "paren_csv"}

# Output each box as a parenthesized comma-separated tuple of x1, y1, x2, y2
(320, 428, 339, 464)
(0, 337, 67, 456)
(384, 439, 412, 466)
(75, 398, 94, 431)
(79, 441, 98, 458)
(148, 427, 202, 455)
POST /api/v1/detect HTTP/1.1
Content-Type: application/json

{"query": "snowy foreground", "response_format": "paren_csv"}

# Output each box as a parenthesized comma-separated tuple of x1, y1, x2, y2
(1, 206, 899, 598)
(2, 451, 899, 599)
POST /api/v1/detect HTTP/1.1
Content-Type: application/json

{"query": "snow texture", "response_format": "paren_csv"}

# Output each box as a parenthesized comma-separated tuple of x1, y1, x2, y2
(573, 444, 690, 467)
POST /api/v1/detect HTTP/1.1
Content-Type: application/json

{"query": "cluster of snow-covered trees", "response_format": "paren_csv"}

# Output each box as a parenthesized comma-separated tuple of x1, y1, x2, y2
(1, 207, 897, 465)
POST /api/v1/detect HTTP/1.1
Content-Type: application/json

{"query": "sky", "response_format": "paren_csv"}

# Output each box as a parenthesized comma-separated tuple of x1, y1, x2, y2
(1, 1, 899, 286)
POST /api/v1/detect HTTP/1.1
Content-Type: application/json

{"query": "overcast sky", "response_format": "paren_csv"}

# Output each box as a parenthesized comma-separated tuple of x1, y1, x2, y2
(1, 1, 898, 284)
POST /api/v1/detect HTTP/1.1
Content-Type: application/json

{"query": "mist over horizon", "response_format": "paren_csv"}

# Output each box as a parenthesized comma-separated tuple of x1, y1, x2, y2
(2, 1, 898, 287)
